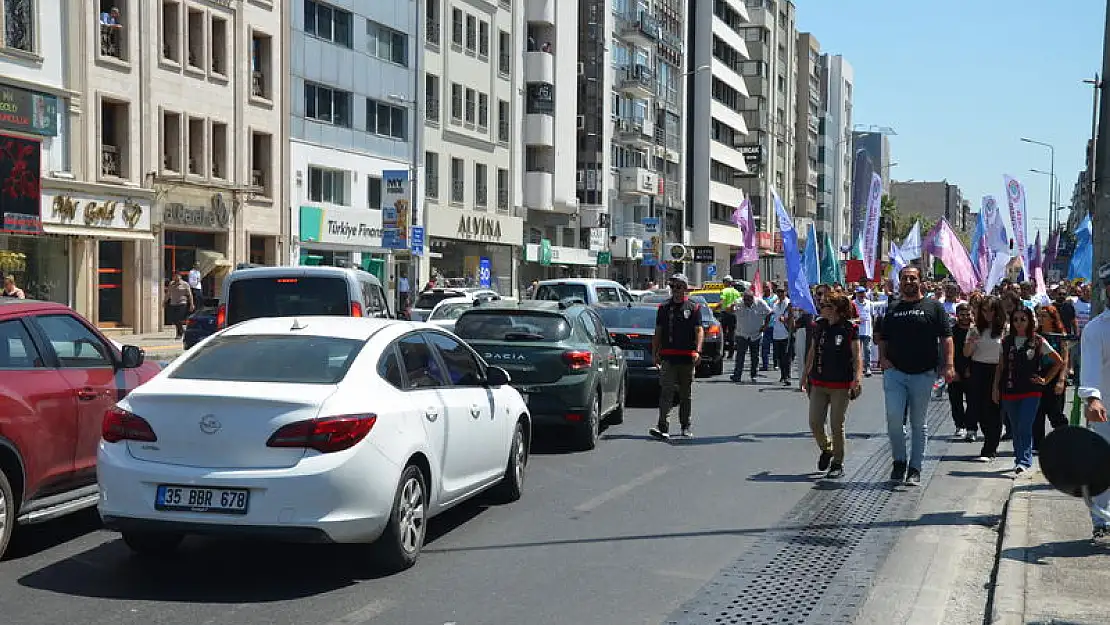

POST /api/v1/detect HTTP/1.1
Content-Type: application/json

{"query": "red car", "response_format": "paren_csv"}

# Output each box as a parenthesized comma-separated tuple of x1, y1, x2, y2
(0, 299, 160, 559)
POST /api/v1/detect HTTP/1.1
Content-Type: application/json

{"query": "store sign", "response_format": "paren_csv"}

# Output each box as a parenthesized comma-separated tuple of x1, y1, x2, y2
(43, 191, 151, 231)
(0, 133, 41, 233)
(2, 212, 40, 234)
(381, 170, 409, 250)
(691, 246, 715, 263)
(164, 194, 230, 230)
(597, 251, 612, 266)
(738, 144, 763, 165)
(0, 84, 58, 137)
(457, 215, 503, 241)
(588, 228, 607, 251)
(299, 205, 383, 247)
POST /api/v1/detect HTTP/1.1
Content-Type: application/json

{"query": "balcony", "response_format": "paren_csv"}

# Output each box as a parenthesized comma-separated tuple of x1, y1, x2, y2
(619, 11, 658, 45)
(101, 145, 122, 178)
(252, 71, 266, 99)
(618, 65, 655, 99)
(426, 19, 440, 47)
(497, 189, 509, 213)
(809, 86, 820, 104)
(525, 0, 555, 25)
(658, 28, 683, 55)
(523, 171, 554, 211)
(523, 113, 554, 147)
(100, 24, 124, 60)
(524, 50, 554, 84)
(252, 169, 265, 189)
(618, 167, 660, 197)
(614, 117, 653, 149)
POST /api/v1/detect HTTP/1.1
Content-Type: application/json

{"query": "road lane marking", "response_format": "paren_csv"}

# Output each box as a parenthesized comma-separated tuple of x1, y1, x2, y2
(573, 465, 671, 513)
(323, 599, 395, 625)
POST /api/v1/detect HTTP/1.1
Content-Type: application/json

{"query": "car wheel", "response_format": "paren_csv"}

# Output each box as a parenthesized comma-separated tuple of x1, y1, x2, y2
(373, 464, 427, 572)
(495, 421, 528, 503)
(711, 358, 724, 376)
(575, 392, 601, 451)
(609, 377, 626, 425)
(0, 470, 14, 560)
(122, 531, 184, 556)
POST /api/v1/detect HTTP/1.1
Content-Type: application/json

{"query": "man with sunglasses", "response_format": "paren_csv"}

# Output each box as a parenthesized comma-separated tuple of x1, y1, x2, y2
(650, 274, 704, 440)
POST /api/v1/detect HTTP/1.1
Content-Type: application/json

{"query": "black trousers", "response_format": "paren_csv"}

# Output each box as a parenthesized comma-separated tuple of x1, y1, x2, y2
(1033, 381, 1068, 451)
(948, 380, 969, 430)
(732, 336, 761, 380)
(720, 311, 737, 357)
(967, 361, 1002, 457)
(773, 338, 791, 381)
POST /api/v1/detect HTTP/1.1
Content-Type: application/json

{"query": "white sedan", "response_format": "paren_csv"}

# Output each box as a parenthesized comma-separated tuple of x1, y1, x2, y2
(425, 299, 478, 332)
(97, 316, 531, 571)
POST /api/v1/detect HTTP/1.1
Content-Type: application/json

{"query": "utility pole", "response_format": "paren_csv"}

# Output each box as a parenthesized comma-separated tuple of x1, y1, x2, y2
(1094, 0, 1110, 313)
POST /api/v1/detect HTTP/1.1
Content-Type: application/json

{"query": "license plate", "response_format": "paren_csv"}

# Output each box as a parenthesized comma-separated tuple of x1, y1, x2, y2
(625, 350, 645, 361)
(155, 485, 250, 515)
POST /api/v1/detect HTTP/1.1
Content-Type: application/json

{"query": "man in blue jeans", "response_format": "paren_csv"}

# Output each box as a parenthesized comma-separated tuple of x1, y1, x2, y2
(876, 267, 955, 485)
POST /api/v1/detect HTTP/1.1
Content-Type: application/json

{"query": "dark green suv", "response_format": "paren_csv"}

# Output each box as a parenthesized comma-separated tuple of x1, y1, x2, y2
(453, 299, 627, 450)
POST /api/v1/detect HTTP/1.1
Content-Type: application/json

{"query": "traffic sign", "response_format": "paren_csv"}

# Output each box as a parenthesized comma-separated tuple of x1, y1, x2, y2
(706, 264, 717, 278)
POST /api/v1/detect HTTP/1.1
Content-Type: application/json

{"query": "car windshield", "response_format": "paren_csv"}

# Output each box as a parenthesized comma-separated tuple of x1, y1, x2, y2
(226, 277, 350, 325)
(455, 311, 571, 342)
(170, 335, 363, 384)
(429, 301, 473, 321)
(534, 283, 588, 301)
(596, 307, 658, 329)
(414, 291, 464, 309)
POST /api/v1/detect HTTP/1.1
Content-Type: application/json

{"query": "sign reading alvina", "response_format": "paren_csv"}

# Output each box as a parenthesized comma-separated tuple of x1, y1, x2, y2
(457, 215, 502, 240)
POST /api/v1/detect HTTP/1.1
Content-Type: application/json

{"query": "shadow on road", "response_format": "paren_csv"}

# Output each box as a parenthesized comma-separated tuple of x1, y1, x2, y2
(4, 509, 103, 562)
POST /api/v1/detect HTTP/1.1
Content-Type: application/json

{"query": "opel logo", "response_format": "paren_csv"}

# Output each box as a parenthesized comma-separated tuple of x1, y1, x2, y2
(199, 415, 222, 435)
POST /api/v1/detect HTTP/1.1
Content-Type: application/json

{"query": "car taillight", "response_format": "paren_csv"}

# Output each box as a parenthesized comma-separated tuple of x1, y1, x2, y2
(102, 407, 158, 443)
(266, 414, 377, 453)
(216, 304, 226, 328)
(563, 350, 593, 370)
(707, 325, 721, 337)
(350, 301, 363, 317)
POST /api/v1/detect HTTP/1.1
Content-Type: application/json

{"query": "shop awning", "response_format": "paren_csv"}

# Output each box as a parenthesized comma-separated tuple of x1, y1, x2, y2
(196, 250, 233, 278)
(41, 224, 155, 241)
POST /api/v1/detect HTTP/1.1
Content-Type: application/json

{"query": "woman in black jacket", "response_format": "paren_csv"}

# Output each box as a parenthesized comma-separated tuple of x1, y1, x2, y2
(801, 293, 862, 479)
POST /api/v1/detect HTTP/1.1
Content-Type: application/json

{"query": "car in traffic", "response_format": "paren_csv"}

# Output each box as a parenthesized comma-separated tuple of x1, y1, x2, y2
(182, 297, 220, 350)
(217, 266, 392, 329)
(425, 298, 480, 333)
(624, 295, 724, 377)
(531, 279, 634, 305)
(0, 299, 160, 559)
(97, 316, 530, 571)
(409, 288, 500, 322)
(453, 299, 626, 450)
(595, 304, 661, 390)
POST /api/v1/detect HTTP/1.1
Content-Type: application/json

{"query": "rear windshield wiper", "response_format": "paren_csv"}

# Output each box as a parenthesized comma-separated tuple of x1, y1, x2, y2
(503, 332, 545, 341)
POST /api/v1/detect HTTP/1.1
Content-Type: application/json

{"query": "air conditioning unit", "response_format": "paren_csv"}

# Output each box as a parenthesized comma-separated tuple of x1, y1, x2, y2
(666, 243, 688, 263)
(576, 115, 585, 130)
(577, 62, 585, 76)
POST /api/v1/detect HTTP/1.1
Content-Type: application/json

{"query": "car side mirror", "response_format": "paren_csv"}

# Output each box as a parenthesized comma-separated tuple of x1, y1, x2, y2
(120, 345, 145, 369)
(486, 366, 511, 387)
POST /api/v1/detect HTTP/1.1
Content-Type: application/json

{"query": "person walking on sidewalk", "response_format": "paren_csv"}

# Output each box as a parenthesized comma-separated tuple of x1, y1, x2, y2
(1078, 262, 1110, 540)
(650, 274, 704, 441)
(771, 287, 793, 386)
(1033, 305, 1070, 453)
(801, 293, 862, 479)
(731, 290, 772, 383)
(992, 307, 1063, 475)
(718, 277, 742, 359)
(966, 296, 1007, 456)
(949, 303, 973, 439)
(876, 266, 955, 485)
(853, 287, 875, 377)
(164, 271, 195, 339)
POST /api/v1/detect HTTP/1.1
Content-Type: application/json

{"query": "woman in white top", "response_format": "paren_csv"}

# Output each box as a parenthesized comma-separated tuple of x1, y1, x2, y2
(964, 296, 1007, 458)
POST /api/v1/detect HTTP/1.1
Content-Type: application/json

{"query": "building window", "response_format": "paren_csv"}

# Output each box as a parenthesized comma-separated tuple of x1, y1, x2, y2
(98, 0, 126, 60)
(251, 32, 272, 99)
(366, 98, 407, 140)
(185, 6, 204, 70)
(425, 151, 439, 200)
(425, 74, 440, 124)
(161, 1, 179, 62)
(210, 15, 228, 75)
(526, 83, 554, 115)
(161, 111, 182, 173)
(211, 121, 227, 179)
(478, 93, 488, 129)
(100, 98, 129, 179)
(4, 0, 34, 52)
(496, 168, 508, 212)
(464, 14, 476, 52)
(367, 175, 382, 209)
(497, 99, 509, 143)
(464, 88, 475, 124)
(425, 0, 439, 46)
(251, 131, 272, 196)
(187, 117, 205, 176)
(305, 82, 352, 127)
(450, 157, 464, 204)
(304, 0, 352, 47)
(478, 20, 489, 58)
(308, 166, 348, 205)
(450, 83, 462, 121)
(474, 163, 487, 208)
(450, 8, 462, 46)
(497, 30, 510, 76)
(367, 19, 407, 66)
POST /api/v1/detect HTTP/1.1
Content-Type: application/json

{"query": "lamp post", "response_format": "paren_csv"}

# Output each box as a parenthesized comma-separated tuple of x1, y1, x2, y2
(1029, 168, 1058, 233)
(1020, 137, 1056, 231)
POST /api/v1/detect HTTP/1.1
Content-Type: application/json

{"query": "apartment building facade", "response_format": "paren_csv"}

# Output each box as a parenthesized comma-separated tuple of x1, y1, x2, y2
(793, 32, 821, 234)
(819, 53, 852, 250)
(889, 180, 970, 232)
(422, 0, 522, 296)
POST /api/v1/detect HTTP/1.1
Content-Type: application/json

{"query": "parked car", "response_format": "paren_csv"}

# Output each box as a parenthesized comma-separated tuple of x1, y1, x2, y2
(410, 288, 500, 322)
(453, 299, 626, 450)
(0, 299, 160, 559)
(218, 266, 392, 329)
(182, 297, 220, 350)
(98, 316, 530, 570)
(621, 296, 724, 377)
(531, 279, 634, 306)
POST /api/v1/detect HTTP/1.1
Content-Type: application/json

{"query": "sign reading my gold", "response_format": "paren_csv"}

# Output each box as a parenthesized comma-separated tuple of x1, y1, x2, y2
(457, 215, 502, 240)
(52, 194, 144, 228)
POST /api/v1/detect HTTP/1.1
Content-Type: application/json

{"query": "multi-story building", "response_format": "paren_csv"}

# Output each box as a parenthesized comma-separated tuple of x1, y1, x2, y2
(422, 0, 523, 295)
(685, 0, 751, 278)
(288, 1, 415, 305)
(853, 130, 891, 190)
(793, 32, 822, 235)
(819, 53, 852, 249)
(889, 180, 969, 232)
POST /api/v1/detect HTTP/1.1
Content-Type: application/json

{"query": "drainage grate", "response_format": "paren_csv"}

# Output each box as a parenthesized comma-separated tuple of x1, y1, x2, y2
(666, 401, 953, 625)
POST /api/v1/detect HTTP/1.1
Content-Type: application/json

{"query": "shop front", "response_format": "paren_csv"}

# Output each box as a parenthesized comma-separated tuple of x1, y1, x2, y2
(425, 206, 523, 297)
(296, 203, 391, 279)
(0, 127, 64, 304)
(160, 191, 236, 308)
(522, 241, 599, 284)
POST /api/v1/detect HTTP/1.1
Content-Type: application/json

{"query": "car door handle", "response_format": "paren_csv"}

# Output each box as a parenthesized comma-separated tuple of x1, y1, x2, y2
(76, 388, 100, 401)
(424, 407, 439, 422)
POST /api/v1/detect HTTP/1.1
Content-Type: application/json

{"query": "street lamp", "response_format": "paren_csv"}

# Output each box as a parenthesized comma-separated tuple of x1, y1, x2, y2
(1020, 137, 1056, 231)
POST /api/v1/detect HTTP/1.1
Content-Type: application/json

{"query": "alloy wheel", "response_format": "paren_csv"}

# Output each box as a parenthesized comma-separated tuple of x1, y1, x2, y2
(397, 477, 425, 555)
(513, 426, 527, 486)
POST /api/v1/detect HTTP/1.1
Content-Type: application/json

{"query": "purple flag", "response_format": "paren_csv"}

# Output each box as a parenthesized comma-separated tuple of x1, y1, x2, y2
(925, 218, 978, 293)
(1029, 231, 1043, 273)
(733, 197, 758, 264)
(1043, 230, 1060, 274)
(974, 227, 990, 283)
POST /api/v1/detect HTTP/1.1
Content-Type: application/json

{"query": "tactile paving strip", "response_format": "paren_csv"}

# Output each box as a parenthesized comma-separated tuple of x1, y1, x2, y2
(666, 400, 953, 625)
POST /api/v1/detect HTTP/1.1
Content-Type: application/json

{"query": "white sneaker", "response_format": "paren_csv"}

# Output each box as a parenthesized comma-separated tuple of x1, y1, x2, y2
(955, 428, 967, 439)
(974, 456, 992, 463)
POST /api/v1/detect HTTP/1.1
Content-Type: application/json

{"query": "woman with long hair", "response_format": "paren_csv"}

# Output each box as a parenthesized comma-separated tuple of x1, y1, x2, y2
(801, 293, 862, 479)
(1033, 305, 1070, 451)
(965, 296, 1006, 457)
(993, 308, 1064, 475)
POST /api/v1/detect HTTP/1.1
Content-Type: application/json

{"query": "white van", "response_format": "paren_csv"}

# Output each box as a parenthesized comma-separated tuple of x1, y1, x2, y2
(217, 266, 392, 328)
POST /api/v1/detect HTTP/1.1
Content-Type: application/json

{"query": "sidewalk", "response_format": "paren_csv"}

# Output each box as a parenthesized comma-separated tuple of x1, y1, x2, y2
(992, 471, 1110, 625)
(112, 329, 184, 361)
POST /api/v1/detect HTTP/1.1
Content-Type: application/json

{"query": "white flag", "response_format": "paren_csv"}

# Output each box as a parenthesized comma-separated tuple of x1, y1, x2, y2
(900, 222, 922, 261)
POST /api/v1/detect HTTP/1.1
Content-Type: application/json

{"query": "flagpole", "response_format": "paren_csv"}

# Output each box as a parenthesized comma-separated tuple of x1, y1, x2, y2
(1095, 0, 1110, 313)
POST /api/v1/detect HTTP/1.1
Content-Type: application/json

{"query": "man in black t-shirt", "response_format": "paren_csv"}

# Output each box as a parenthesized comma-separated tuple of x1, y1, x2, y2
(1053, 286, 1078, 335)
(876, 266, 955, 485)
(650, 274, 704, 440)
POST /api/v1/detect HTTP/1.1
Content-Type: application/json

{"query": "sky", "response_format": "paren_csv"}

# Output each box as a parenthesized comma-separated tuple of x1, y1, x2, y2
(796, 0, 1104, 234)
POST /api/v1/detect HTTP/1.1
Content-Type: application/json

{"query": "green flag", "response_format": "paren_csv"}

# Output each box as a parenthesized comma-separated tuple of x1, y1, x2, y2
(820, 233, 839, 285)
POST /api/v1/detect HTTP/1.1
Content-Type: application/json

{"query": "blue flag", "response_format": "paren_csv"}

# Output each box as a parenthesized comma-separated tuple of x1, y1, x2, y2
(804, 222, 821, 285)
(1068, 213, 1093, 281)
(772, 188, 816, 314)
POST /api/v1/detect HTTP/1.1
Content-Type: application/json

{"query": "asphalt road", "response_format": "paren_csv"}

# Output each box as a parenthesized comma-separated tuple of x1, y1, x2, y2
(0, 370, 915, 625)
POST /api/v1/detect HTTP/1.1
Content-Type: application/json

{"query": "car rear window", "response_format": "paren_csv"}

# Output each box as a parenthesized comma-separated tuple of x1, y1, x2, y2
(455, 311, 571, 342)
(696, 292, 721, 305)
(170, 335, 363, 384)
(429, 301, 473, 321)
(534, 283, 588, 301)
(414, 291, 463, 309)
(596, 307, 658, 329)
(227, 277, 350, 325)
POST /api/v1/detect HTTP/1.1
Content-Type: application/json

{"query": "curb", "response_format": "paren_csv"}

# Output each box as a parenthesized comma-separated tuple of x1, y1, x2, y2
(989, 478, 1028, 625)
